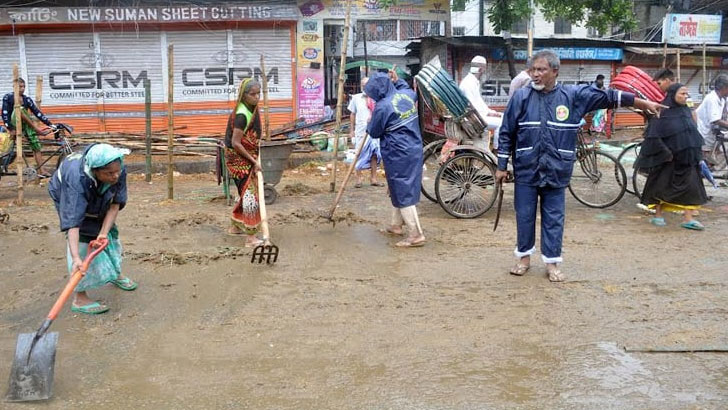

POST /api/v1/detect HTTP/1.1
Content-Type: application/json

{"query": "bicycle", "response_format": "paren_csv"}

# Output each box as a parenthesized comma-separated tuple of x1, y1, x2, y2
(0, 123, 76, 183)
(617, 140, 646, 197)
(568, 128, 628, 208)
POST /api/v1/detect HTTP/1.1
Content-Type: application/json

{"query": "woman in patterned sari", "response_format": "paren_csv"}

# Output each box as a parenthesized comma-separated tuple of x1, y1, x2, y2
(225, 78, 263, 246)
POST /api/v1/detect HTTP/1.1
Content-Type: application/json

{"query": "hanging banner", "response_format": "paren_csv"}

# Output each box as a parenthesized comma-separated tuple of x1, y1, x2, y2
(297, 19, 325, 122)
(0, 4, 299, 25)
(297, 0, 449, 21)
(662, 14, 722, 45)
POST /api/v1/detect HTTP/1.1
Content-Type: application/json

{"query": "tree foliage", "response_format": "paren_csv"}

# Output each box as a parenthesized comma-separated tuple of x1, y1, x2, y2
(379, 0, 638, 36)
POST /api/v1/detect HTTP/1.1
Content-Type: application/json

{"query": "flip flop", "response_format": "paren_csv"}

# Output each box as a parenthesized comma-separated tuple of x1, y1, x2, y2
(354, 183, 363, 188)
(395, 238, 426, 248)
(110, 277, 138, 291)
(509, 263, 530, 276)
(680, 220, 704, 231)
(650, 217, 666, 226)
(370, 182, 385, 187)
(379, 227, 404, 236)
(70, 301, 109, 315)
(547, 268, 565, 282)
(245, 238, 265, 248)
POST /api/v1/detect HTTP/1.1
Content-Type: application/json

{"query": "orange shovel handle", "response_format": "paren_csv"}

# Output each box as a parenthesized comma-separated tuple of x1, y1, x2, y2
(46, 238, 109, 321)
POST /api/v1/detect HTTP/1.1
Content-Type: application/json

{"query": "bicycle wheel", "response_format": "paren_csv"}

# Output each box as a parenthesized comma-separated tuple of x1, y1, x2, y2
(617, 142, 641, 196)
(421, 139, 445, 202)
(568, 150, 627, 208)
(434, 151, 497, 219)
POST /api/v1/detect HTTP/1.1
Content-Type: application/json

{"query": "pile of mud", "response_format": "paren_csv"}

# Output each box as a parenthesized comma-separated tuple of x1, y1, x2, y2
(167, 212, 218, 227)
(127, 246, 248, 266)
(270, 209, 373, 226)
(281, 182, 322, 196)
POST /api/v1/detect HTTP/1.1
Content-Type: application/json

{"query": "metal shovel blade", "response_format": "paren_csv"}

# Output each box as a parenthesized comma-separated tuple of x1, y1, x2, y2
(5, 331, 58, 402)
(251, 243, 279, 264)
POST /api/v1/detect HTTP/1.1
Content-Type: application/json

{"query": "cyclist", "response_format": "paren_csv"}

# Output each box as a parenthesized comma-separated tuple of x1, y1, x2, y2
(2, 77, 54, 176)
(696, 74, 728, 171)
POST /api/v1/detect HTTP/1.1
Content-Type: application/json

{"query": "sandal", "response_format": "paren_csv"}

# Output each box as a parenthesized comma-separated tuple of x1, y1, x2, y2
(395, 237, 426, 248)
(547, 267, 565, 282)
(379, 227, 404, 236)
(509, 263, 530, 276)
(370, 182, 385, 187)
(354, 182, 363, 188)
(71, 301, 109, 315)
(650, 217, 666, 226)
(680, 220, 704, 231)
(245, 238, 265, 248)
(110, 276, 138, 291)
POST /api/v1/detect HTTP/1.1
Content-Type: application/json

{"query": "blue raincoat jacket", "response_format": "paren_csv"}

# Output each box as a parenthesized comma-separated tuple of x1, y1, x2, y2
(48, 144, 128, 238)
(365, 73, 423, 208)
(498, 84, 635, 188)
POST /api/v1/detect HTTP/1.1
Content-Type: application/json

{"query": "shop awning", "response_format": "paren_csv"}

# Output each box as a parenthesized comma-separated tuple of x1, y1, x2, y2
(624, 46, 694, 55)
(344, 60, 410, 78)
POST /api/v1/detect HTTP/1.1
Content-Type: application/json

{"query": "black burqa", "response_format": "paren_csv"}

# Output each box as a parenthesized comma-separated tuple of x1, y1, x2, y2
(637, 83, 708, 207)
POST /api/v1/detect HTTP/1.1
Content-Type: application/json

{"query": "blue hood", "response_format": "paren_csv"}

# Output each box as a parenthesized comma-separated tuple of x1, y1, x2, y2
(363, 72, 395, 102)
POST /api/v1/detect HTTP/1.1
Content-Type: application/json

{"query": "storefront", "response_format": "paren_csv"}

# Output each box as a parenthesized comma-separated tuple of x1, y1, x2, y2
(0, 4, 299, 134)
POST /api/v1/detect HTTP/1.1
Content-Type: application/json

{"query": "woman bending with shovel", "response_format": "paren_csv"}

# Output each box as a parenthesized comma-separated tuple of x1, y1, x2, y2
(224, 78, 263, 247)
(48, 143, 137, 315)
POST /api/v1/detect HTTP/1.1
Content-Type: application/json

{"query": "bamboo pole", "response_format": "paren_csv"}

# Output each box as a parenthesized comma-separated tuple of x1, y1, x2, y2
(260, 55, 270, 141)
(702, 43, 707, 97)
(34, 75, 42, 109)
(527, 0, 534, 57)
(662, 42, 667, 68)
(12, 65, 24, 204)
(167, 44, 174, 200)
(330, 0, 352, 193)
(676, 50, 681, 83)
(144, 78, 152, 182)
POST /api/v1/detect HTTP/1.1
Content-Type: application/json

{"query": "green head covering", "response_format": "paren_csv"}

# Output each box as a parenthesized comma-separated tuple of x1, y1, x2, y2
(84, 143, 130, 191)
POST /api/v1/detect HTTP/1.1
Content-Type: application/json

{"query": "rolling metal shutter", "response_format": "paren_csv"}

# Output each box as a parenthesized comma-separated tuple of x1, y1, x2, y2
(98, 31, 163, 105)
(24, 32, 95, 106)
(0, 36, 20, 99)
(231, 28, 293, 99)
(167, 30, 229, 103)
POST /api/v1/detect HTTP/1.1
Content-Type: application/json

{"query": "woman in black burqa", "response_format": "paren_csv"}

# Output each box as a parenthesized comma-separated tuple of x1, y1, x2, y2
(637, 83, 708, 230)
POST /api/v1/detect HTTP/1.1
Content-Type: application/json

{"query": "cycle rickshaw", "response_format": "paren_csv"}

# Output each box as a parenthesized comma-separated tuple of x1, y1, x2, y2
(415, 59, 499, 219)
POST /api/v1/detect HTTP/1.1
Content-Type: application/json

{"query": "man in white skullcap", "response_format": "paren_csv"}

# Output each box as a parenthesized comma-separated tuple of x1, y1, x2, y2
(459, 55, 503, 149)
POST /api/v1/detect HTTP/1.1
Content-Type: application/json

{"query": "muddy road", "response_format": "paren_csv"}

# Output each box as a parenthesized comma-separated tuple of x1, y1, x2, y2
(1, 168, 728, 409)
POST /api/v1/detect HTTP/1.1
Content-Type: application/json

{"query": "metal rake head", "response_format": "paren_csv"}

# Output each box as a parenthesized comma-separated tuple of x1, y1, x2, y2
(251, 243, 279, 264)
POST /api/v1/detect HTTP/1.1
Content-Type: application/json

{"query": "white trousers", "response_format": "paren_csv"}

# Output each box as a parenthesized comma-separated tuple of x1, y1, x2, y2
(391, 205, 423, 236)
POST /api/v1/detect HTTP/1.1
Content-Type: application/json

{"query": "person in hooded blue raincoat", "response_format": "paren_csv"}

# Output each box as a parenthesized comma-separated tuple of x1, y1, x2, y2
(365, 71, 426, 247)
(48, 143, 138, 315)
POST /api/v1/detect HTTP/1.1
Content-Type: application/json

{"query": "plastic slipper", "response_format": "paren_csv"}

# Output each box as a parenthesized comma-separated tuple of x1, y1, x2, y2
(547, 268, 565, 282)
(680, 220, 704, 231)
(395, 238, 426, 248)
(244, 238, 265, 248)
(509, 263, 530, 276)
(110, 276, 138, 291)
(70, 301, 109, 315)
(650, 217, 666, 226)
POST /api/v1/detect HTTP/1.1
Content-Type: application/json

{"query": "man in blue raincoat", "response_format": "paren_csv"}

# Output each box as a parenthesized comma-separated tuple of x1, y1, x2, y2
(495, 50, 666, 282)
(365, 71, 426, 247)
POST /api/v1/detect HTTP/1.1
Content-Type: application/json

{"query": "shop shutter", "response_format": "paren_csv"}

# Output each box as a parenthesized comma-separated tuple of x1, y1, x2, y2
(231, 27, 293, 99)
(98, 31, 163, 105)
(0, 36, 20, 99)
(24, 32, 95, 106)
(167, 30, 229, 103)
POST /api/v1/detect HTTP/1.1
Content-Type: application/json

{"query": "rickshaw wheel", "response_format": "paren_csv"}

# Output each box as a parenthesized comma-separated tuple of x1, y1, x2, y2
(264, 185, 278, 204)
(434, 151, 497, 219)
(421, 139, 446, 202)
